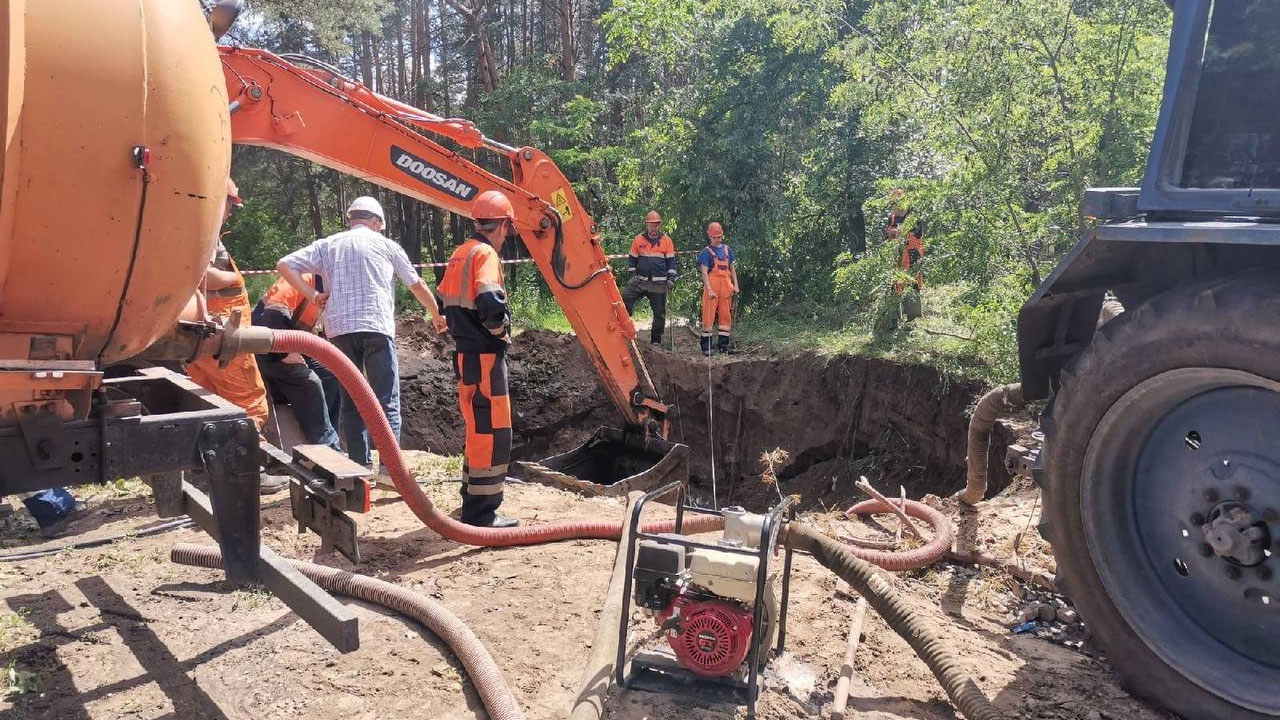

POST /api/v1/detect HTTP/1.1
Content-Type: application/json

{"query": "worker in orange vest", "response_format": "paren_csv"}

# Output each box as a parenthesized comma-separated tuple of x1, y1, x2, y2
(186, 181, 271, 427)
(698, 222, 739, 356)
(185, 179, 281, 493)
(622, 210, 677, 345)
(886, 189, 924, 294)
(251, 272, 340, 450)
(438, 190, 518, 528)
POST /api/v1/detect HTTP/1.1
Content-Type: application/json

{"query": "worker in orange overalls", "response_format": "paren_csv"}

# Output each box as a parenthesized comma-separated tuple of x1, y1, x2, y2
(894, 226, 925, 294)
(186, 178, 271, 436)
(698, 222, 739, 356)
(439, 190, 518, 528)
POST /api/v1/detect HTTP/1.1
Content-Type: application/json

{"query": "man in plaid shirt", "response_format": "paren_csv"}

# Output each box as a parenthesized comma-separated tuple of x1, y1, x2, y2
(278, 197, 447, 480)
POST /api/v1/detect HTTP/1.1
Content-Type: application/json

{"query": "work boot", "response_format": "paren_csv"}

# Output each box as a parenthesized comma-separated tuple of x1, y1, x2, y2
(699, 336, 712, 356)
(373, 466, 399, 492)
(466, 515, 519, 528)
(260, 474, 291, 495)
(718, 336, 733, 354)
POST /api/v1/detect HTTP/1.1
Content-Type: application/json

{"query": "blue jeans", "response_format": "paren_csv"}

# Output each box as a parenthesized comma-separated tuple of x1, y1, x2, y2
(308, 357, 342, 432)
(331, 332, 400, 467)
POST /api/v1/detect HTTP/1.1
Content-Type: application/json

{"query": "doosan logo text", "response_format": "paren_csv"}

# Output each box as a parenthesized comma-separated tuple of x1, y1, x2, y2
(391, 147, 477, 201)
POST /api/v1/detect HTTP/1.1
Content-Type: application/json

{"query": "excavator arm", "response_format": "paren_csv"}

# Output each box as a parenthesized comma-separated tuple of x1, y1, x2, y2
(218, 46, 669, 436)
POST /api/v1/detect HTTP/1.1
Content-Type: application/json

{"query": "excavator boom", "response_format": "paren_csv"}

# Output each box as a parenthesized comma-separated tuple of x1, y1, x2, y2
(219, 46, 683, 491)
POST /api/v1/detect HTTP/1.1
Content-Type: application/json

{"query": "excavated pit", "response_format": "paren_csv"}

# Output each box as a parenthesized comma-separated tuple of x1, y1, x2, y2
(396, 319, 1018, 511)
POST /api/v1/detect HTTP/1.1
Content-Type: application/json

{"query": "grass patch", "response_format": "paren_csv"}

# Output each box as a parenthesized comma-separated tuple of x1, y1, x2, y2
(4, 660, 41, 699)
(489, 274, 1018, 384)
(230, 587, 275, 612)
(0, 610, 33, 653)
(733, 284, 1015, 384)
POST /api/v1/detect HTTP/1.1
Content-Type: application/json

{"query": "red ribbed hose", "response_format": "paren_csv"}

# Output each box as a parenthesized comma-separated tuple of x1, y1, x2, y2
(269, 330, 722, 546)
(842, 499, 952, 571)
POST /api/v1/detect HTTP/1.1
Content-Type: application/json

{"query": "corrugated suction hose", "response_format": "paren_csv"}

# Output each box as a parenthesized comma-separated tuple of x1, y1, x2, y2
(787, 522, 1006, 720)
(269, 329, 722, 546)
(171, 543, 525, 720)
(842, 499, 952, 571)
(959, 383, 1025, 506)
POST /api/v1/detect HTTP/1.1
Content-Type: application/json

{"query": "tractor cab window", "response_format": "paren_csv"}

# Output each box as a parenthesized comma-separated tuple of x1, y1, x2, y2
(1178, 0, 1280, 190)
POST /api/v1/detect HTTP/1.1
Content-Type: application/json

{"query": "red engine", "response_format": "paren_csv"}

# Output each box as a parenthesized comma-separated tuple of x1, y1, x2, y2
(657, 592, 755, 678)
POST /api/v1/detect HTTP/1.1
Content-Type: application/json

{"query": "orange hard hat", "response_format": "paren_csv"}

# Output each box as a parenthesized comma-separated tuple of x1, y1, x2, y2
(473, 190, 516, 221)
(645, 210, 662, 224)
(707, 222, 724, 238)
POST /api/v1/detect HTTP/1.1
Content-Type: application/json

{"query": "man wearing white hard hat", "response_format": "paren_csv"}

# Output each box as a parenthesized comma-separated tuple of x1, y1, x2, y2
(278, 196, 447, 481)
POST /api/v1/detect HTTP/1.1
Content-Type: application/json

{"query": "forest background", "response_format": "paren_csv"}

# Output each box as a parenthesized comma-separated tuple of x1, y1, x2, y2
(225, 0, 1172, 381)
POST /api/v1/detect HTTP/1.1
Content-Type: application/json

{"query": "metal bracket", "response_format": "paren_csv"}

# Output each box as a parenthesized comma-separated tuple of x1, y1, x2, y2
(1005, 443, 1038, 478)
(289, 480, 362, 563)
(13, 401, 68, 470)
(260, 441, 365, 563)
(198, 419, 262, 582)
(145, 471, 185, 518)
(291, 444, 371, 500)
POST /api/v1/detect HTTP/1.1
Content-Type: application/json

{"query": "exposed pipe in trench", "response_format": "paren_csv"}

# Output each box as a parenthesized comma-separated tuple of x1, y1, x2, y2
(268, 329, 723, 545)
(170, 543, 526, 720)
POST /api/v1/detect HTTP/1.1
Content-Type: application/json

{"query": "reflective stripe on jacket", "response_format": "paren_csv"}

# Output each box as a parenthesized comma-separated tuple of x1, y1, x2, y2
(628, 232, 677, 281)
(439, 235, 509, 353)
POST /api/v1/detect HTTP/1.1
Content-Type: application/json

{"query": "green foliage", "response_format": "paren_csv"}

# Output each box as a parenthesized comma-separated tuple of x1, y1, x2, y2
(245, 0, 388, 53)
(226, 0, 1176, 380)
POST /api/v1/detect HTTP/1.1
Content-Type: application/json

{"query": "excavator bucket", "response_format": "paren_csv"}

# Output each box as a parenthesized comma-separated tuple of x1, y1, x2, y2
(517, 427, 689, 496)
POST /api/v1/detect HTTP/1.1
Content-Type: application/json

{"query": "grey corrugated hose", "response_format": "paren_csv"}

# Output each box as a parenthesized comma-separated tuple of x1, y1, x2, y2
(787, 523, 1007, 720)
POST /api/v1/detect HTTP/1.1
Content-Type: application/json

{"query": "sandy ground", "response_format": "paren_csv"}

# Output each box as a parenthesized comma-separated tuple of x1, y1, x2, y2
(0, 460, 1174, 720)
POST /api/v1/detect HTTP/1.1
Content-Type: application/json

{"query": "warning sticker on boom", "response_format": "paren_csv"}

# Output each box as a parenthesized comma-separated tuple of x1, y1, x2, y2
(391, 146, 477, 202)
(550, 187, 574, 221)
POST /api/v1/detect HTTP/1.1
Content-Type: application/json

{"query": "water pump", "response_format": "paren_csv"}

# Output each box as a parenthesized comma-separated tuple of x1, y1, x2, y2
(618, 485, 795, 717)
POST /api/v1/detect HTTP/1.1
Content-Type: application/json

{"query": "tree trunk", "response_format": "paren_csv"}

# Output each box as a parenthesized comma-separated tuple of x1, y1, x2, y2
(371, 30, 384, 93)
(439, 0, 452, 116)
(444, 0, 498, 95)
(396, 7, 409, 99)
(358, 32, 374, 87)
(306, 170, 324, 239)
(559, 0, 574, 81)
(505, 0, 516, 73)
(430, 207, 448, 281)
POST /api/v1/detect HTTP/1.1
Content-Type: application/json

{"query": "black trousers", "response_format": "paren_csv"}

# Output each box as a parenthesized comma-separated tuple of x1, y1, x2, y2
(256, 356, 341, 450)
(621, 277, 668, 343)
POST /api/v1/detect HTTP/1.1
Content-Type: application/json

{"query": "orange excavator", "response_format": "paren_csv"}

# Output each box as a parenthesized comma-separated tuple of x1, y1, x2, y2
(216, 45, 687, 496)
(0, 0, 688, 652)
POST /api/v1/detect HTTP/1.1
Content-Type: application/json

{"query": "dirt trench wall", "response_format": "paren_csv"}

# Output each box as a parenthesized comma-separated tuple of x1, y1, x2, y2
(394, 319, 1016, 509)
(397, 322, 615, 458)
(641, 348, 1018, 510)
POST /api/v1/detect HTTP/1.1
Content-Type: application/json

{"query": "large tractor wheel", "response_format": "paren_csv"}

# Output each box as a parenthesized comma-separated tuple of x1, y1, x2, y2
(1038, 272, 1280, 720)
